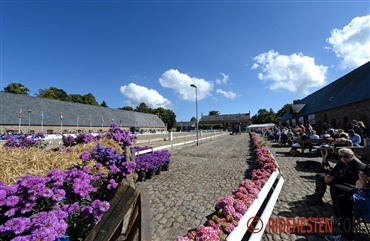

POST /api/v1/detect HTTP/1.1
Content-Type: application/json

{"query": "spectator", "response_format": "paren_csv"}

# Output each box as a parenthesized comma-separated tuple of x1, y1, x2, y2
(306, 148, 367, 206)
(334, 133, 353, 147)
(357, 121, 368, 146)
(351, 120, 363, 136)
(326, 168, 370, 241)
(348, 129, 361, 146)
(309, 130, 320, 139)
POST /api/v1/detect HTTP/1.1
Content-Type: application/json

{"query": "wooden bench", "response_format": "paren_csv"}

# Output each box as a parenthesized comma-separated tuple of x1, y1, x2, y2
(297, 138, 326, 153)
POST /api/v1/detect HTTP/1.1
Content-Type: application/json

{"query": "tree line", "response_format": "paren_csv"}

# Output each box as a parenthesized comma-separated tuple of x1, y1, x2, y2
(3, 83, 291, 129)
(3, 83, 177, 129)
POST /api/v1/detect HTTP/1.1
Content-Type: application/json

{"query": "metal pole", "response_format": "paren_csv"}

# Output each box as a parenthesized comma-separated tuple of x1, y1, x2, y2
(195, 87, 199, 146)
(190, 84, 199, 146)
(28, 110, 32, 133)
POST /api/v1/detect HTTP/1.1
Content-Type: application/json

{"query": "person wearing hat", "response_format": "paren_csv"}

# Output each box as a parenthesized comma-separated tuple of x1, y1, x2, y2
(306, 148, 367, 206)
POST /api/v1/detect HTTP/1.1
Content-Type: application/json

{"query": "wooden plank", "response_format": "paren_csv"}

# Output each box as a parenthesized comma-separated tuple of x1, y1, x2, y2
(84, 183, 130, 241)
(96, 188, 139, 241)
(136, 183, 152, 241)
(122, 201, 140, 237)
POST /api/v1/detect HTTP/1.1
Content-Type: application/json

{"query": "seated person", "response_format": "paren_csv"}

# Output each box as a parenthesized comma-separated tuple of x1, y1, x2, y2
(306, 148, 367, 206)
(348, 129, 361, 146)
(326, 169, 370, 241)
(309, 130, 320, 139)
(334, 133, 353, 147)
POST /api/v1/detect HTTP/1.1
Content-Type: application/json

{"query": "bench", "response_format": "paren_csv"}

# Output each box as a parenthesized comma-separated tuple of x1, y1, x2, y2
(297, 138, 326, 153)
(226, 156, 285, 240)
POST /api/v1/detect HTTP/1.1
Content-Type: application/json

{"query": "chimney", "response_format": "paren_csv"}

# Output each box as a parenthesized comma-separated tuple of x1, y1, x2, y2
(293, 99, 300, 104)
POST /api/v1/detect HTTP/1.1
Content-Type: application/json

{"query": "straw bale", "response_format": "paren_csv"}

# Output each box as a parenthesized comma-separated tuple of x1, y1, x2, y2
(0, 138, 123, 185)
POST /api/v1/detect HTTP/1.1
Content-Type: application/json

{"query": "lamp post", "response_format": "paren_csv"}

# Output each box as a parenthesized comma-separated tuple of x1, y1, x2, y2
(190, 84, 199, 146)
(28, 110, 32, 134)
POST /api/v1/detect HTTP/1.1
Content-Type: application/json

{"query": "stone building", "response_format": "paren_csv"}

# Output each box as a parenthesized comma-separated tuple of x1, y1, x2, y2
(199, 113, 251, 131)
(0, 92, 166, 134)
(176, 121, 195, 132)
(280, 61, 370, 134)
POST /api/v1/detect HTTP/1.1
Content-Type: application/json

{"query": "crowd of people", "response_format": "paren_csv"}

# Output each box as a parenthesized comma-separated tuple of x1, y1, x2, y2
(260, 120, 370, 241)
(261, 120, 369, 149)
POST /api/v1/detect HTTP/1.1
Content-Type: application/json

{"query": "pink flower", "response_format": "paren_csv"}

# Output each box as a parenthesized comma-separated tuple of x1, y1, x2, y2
(215, 196, 234, 210)
(234, 200, 247, 214)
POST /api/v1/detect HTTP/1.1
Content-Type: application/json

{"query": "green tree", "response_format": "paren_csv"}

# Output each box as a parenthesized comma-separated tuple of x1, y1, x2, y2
(209, 110, 220, 115)
(135, 102, 152, 113)
(4, 83, 30, 95)
(190, 117, 197, 123)
(100, 101, 108, 107)
(276, 104, 292, 118)
(69, 94, 84, 104)
(251, 108, 276, 124)
(119, 106, 134, 111)
(82, 93, 99, 105)
(37, 87, 71, 101)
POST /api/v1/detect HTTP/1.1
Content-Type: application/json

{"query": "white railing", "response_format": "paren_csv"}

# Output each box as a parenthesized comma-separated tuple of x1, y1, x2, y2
(227, 156, 285, 241)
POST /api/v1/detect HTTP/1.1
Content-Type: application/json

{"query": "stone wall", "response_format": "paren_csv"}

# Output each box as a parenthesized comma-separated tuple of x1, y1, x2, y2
(314, 99, 370, 134)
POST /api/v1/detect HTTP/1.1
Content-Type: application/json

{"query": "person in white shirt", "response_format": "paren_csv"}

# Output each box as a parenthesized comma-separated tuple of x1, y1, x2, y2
(309, 130, 320, 139)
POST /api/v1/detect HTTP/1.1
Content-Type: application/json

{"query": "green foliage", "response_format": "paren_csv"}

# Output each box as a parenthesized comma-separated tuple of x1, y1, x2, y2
(82, 93, 99, 105)
(100, 100, 108, 107)
(37, 87, 71, 101)
(190, 117, 197, 122)
(135, 102, 152, 113)
(251, 108, 276, 124)
(119, 106, 134, 111)
(4, 83, 30, 95)
(276, 104, 291, 118)
(209, 110, 220, 115)
(199, 123, 223, 129)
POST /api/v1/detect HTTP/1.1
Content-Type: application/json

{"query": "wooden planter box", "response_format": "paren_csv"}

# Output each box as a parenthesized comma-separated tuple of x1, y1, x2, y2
(84, 180, 141, 241)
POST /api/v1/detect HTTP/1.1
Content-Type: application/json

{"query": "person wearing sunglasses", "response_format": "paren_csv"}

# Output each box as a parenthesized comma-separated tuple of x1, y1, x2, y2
(306, 148, 367, 206)
(325, 165, 370, 241)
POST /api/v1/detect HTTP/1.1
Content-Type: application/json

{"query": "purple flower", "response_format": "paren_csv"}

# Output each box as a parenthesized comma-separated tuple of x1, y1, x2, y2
(107, 179, 118, 190)
(5, 195, 19, 207)
(98, 201, 110, 212)
(79, 151, 91, 161)
(52, 189, 66, 201)
(68, 202, 80, 214)
(81, 205, 93, 218)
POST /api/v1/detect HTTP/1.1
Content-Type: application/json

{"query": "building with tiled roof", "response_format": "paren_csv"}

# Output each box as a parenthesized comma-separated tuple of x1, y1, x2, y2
(199, 113, 251, 131)
(0, 92, 166, 134)
(280, 61, 370, 133)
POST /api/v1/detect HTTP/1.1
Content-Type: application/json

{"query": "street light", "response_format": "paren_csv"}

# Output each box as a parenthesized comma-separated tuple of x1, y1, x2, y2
(190, 84, 199, 146)
(28, 110, 32, 134)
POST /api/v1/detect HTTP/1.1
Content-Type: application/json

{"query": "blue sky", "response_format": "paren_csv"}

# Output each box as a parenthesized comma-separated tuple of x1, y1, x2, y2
(1, 0, 369, 122)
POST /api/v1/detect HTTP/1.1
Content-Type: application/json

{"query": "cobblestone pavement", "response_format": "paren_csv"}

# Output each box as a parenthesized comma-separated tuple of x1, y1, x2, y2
(137, 134, 369, 241)
(263, 137, 369, 241)
(141, 133, 250, 241)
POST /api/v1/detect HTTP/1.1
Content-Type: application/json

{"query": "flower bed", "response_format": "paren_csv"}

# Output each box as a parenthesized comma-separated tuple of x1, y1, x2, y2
(0, 122, 171, 241)
(176, 132, 278, 241)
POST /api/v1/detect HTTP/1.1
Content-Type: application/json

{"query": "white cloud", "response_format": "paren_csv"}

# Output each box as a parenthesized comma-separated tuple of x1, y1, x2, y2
(119, 83, 172, 109)
(159, 69, 214, 101)
(326, 15, 370, 69)
(216, 73, 229, 85)
(216, 89, 237, 99)
(252, 50, 328, 94)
